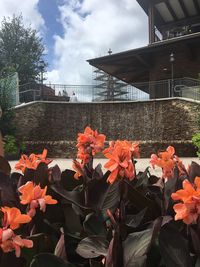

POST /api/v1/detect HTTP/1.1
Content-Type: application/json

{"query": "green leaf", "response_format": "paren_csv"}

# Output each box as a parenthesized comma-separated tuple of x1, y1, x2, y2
(76, 236, 109, 259)
(63, 204, 82, 234)
(29, 253, 75, 267)
(83, 213, 107, 236)
(0, 155, 11, 175)
(164, 166, 183, 212)
(34, 162, 49, 187)
(189, 161, 200, 183)
(22, 234, 55, 267)
(126, 208, 147, 228)
(98, 181, 120, 216)
(189, 226, 200, 256)
(123, 229, 153, 267)
(89, 259, 104, 267)
(61, 169, 83, 191)
(92, 164, 103, 180)
(87, 176, 120, 216)
(135, 168, 149, 188)
(195, 257, 200, 267)
(0, 171, 18, 206)
(125, 256, 146, 267)
(125, 180, 159, 219)
(51, 184, 89, 209)
(49, 164, 61, 183)
(159, 223, 192, 267)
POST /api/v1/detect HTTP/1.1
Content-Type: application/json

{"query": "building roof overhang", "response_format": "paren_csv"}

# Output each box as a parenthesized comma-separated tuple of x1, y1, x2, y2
(87, 32, 200, 84)
(137, 0, 200, 32)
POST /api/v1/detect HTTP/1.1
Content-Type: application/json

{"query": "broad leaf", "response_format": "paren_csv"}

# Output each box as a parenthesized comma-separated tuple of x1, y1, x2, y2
(126, 208, 147, 228)
(123, 229, 153, 267)
(83, 213, 107, 236)
(89, 259, 104, 267)
(135, 168, 149, 188)
(10, 172, 22, 188)
(196, 257, 200, 267)
(105, 238, 113, 267)
(61, 169, 83, 191)
(0, 156, 11, 175)
(34, 162, 49, 187)
(189, 161, 200, 183)
(189, 226, 200, 256)
(54, 230, 67, 260)
(30, 253, 75, 267)
(0, 252, 25, 267)
(21, 233, 55, 266)
(159, 223, 192, 267)
(51, 184, 89, 209)
(0, 171, 18, 206)
(22, 168, 35, 184)
(164, 166, 179, 212)
(92, 164, 103, 180)
(63, 204, 82, 234)
(87, 175, 120, 216)
(76, 236, 109, 259)
(125, 180, 159, 219)
(49, 164, 61, 183)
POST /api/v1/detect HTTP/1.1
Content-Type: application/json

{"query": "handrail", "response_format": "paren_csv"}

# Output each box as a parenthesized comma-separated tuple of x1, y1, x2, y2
(17, 77, 200, 103)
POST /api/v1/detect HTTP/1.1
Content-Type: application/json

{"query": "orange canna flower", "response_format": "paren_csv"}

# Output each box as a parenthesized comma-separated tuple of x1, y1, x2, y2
(18, 181, 57, 217)
(0, 214, 33, 257)
(15, 149, 52, 173)
(103, 140, 135, 184)
(76, 126, 106, 164)
(103, 140, 140, 158)
(173, 202, 199, 225)
(171, 177, 200, 224)
(0, 230, 33, 257)
(150, 146, 186, 179)
(72, 160, 84, 180)
(1, 207, 31, 230)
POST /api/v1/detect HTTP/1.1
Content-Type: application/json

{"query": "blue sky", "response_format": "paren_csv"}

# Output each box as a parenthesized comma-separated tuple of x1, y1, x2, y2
(38, 0, 64, 69)
(0, 0, 148, 84)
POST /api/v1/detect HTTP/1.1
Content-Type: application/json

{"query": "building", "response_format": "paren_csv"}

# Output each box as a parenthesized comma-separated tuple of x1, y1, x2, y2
(87, 0, 200, 99)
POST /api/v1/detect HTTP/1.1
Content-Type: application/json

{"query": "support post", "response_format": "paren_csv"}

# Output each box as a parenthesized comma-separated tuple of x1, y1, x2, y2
(148, 2, 155, 44)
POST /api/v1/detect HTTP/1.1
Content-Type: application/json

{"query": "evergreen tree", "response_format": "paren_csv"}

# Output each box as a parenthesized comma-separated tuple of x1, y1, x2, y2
(0, 14, 46, 86)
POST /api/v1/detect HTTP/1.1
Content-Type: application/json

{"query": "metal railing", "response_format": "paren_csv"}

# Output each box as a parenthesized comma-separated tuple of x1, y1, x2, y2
(17, 77, 200, 104)
(18, 83, 149, 103)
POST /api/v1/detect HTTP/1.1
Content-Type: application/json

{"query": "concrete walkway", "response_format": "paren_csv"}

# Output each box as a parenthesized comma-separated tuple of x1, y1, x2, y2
(9, 157, 199, 177)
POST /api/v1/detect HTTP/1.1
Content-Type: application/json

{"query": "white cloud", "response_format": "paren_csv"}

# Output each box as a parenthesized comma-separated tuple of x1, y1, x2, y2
(47, 0, 148, 85)
(0, 0, 45, 32)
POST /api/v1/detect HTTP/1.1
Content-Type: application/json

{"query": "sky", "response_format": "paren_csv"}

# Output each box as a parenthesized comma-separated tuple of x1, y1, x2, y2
(0, 0, 148, 85)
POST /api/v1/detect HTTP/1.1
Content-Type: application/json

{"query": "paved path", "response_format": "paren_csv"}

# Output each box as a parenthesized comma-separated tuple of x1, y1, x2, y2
(9, 157, 199, 177)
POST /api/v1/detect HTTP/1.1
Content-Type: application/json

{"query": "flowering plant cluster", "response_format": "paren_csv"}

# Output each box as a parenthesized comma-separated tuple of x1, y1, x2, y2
(0, 126, 199, 267)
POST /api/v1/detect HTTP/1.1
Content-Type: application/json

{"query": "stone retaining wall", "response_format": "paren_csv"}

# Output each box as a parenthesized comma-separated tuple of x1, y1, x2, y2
(13, 98, 200, 157)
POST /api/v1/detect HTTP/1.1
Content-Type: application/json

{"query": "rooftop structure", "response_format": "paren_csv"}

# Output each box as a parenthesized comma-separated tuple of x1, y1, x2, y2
(138, 0, 200, 44)
(87, 0, 200, 99)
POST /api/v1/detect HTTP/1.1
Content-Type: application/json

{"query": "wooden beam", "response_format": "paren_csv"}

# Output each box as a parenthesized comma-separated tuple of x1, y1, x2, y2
(160, 15, 200, 31)
(165, 1, 178, 21)
(151, 0, 168, 4)
(113, 66, 148, 76)
(134, 54, 150, 68)
(178, 0, 189, 17)
(193, 0, 200, 15)
(148, 3, 155, 44)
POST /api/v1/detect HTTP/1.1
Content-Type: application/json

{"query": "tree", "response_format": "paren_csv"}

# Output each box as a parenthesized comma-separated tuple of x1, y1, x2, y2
(0, 14, 46, 86)
(0, 69, 16, 136)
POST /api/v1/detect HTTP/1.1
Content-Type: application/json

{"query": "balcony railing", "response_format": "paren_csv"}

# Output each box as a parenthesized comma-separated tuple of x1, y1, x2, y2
(17, 77, 200, 104)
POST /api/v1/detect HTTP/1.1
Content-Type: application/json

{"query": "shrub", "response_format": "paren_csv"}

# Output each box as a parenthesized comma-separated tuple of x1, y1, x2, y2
(4, 135, 18, 156)
(192, 133, 200, 157)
